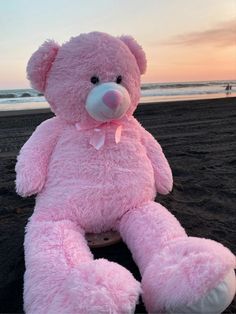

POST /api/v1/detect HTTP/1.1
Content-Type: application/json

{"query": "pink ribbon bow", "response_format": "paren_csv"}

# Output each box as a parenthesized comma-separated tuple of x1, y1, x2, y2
(75, 121, 123, 150)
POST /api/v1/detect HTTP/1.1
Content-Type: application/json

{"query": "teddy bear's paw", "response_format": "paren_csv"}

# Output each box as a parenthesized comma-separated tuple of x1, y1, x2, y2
(15, 167, 45, 197)
(49, 258, 141, 314)
(167, 268, 236, 314)
(141, 237, 235, 313)
(155, 172, 173, 195)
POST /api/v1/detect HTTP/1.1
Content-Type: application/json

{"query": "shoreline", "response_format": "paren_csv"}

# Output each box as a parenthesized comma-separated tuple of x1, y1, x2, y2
(0, 95, 235, 117)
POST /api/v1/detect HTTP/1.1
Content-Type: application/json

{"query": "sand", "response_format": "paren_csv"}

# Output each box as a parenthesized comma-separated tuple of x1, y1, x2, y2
(0, 97, 235, 313)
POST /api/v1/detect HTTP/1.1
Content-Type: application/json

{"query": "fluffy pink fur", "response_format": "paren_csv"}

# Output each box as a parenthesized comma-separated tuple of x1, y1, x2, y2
(16, 32, 235, 313)
(119, 203, 235, 312)
(27, 40, 59, 93)
(141, 237, 235, 312)
(43, 32, 143, 124)
(119, 35, 147, 75)
(24, 217, 140, 313)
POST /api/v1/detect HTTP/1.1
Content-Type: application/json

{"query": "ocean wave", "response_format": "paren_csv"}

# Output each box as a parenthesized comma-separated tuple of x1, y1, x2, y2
(0, 89, 43, 99)
(0, 80, 235, 105)
(0, 96, 45, 104)
(141, 88, 233, 97)
(141, 83, 208, 90)
(141, 80, 236, 90)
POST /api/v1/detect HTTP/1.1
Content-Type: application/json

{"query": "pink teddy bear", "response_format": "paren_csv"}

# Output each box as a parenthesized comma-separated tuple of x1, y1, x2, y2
(16, 32, 235, 314)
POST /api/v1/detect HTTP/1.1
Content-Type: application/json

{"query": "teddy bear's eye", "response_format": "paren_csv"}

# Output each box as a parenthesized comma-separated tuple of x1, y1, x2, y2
(116, 75, 122, 84)
(90, 76, 100, 84)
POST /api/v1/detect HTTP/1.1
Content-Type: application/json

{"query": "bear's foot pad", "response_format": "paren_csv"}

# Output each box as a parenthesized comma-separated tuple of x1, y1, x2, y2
(167, 269, 236, 314)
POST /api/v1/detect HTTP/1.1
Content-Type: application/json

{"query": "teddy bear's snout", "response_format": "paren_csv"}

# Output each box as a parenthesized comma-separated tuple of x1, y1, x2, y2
(85, 82, 131, 122)
(102, 90, 122, 111)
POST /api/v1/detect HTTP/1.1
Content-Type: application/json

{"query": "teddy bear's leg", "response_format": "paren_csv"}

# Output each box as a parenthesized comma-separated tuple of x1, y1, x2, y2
(119, 201, 236, 313)
(24, 214, 141, 314)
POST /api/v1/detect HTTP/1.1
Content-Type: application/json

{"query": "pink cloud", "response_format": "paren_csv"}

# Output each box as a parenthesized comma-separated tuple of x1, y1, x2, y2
(162, 20, 236, 47)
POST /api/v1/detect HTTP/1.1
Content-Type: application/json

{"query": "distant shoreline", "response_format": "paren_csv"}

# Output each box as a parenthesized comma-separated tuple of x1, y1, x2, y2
(0, 95, 235, 117)
(1, 80, 235, 112)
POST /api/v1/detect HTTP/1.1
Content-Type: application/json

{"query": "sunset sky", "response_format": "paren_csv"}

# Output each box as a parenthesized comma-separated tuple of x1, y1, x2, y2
(0, 0, 235, 89)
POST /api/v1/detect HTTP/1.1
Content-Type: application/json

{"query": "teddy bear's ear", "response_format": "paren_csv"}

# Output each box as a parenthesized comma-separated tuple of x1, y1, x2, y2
(27, 40, 60, 92)
(119, 35, 147, 75)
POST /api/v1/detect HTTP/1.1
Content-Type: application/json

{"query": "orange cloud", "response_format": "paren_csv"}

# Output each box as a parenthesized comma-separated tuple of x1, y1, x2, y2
(162, 19, 236, 47)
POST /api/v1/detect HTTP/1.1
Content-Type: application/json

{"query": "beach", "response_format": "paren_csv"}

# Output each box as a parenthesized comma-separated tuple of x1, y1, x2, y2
(0, 97, 236, 313)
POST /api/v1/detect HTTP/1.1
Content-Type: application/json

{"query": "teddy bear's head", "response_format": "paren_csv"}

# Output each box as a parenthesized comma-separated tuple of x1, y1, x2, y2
(27, 32, 146, 126)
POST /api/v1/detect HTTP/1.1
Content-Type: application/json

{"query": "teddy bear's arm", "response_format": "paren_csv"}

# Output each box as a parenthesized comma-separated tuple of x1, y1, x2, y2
(138, 124, 173, 195)
(15, 117, 63, 197)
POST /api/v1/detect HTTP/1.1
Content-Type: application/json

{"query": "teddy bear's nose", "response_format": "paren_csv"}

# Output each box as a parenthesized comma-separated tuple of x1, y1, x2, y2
(102, 90, 123, 110)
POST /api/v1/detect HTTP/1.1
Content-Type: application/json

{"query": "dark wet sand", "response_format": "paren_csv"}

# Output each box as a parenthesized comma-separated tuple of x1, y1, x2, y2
(0, 97, 235, 313)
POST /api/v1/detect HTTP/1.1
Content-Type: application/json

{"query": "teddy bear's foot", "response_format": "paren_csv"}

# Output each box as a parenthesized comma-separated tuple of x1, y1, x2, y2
(47, 258, 141, 314)
(167, 269, 236, 313)
(141, 237, 236, 313)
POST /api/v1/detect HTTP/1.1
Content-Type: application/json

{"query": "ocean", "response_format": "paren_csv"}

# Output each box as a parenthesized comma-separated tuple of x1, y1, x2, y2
(0, 80, 235, 111)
